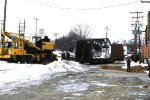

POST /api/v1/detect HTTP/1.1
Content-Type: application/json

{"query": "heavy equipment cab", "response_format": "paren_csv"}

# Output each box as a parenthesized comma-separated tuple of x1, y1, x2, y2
(0, 41, 23, 49)
(0, 42, 13, 48)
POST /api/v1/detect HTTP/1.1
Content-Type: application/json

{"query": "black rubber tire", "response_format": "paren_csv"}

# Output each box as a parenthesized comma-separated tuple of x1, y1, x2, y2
(20, 56, 26, 64)
(26, 56, 33, 64)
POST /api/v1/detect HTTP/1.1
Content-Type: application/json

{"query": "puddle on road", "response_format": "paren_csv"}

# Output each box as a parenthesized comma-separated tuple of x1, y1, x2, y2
(91, 81, 117, 87)
(63, 96, 76, 100)
(128, 91, 147, 96)
(57, 83, 89, 93)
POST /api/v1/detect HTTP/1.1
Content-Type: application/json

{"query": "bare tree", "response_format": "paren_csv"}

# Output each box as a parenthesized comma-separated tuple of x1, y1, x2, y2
(53, 33, 59, 40)
(55, 24, 91, 51)
(71, 24, 91, 39)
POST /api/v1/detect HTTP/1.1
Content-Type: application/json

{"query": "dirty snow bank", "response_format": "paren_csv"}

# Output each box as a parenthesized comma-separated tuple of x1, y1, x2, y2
(100, 61, 149, 73)
(0, 60, 83, 95)
(121, 61, 148, 73)
(121, 61, 148, 68)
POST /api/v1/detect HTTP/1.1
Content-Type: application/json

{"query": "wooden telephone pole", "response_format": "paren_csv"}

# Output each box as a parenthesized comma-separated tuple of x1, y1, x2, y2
(34, 18, 39, 36)
(3, 0, 7, 32)
(1, 0, 7, 55)
(130, 11, 143, 62)
(104, 26, 110, 57)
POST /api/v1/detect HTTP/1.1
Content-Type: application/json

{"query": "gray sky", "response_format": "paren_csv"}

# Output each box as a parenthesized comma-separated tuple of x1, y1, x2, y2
(0, 0, 150, 42)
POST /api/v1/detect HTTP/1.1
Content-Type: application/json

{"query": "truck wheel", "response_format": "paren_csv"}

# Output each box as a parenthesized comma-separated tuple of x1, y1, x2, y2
(20, 56, 26, 64)
(79, 56, 85, 64)
(26, 56, 33, 64)
(7, 58, 13, 63)
(42, 56, 48, 65)
(13, 60, 18, 63)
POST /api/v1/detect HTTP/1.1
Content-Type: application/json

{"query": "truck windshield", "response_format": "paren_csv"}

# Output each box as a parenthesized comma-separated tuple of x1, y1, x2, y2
(4, 42, 14, 48)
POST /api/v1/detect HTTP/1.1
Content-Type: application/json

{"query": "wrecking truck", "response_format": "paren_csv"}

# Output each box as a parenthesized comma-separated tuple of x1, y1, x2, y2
(0, 31, 56, 64)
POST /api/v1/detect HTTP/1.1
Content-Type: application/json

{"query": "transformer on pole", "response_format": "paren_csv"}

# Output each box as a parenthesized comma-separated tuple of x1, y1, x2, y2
(130, 11, 143, 62)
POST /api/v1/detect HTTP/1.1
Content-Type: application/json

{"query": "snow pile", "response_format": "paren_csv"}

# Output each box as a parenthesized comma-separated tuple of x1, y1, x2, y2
(122, 61, 148, 69)
(0, 60, 83, 94)
(53, 50, 62, 57)
(122, 61, 148, 73)
(99, 61, 149, 73)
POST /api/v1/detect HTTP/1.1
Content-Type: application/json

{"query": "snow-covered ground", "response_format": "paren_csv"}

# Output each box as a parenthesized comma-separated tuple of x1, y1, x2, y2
(0, 57, 149, 95)
(0, 60, 84, 95)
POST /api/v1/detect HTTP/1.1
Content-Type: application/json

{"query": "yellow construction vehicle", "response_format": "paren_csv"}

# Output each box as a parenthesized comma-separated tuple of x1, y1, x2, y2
(0, 31, 56, 64)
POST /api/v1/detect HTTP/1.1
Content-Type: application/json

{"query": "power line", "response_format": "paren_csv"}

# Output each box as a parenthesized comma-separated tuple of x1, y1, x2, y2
(28, 0, 140, 10)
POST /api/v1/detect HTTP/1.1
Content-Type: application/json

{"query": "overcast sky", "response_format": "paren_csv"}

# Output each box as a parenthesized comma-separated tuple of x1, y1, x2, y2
(0, 0, 150, 42)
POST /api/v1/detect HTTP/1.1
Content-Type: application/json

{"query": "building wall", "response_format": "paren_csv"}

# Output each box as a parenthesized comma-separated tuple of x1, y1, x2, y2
(148, 11, 150, 41)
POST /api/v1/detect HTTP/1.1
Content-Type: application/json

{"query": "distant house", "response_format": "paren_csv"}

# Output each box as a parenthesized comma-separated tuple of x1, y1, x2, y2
(127, 44, 134, 54)
(123, 44, 134, 55)
(123, 45, 127, 56)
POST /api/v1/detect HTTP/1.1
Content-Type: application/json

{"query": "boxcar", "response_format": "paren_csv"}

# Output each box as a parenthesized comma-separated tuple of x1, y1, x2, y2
(75, 38, 124, 64)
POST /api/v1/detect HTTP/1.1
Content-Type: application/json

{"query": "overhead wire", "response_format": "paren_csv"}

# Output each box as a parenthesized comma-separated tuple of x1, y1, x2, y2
(27, 0, 140, 10)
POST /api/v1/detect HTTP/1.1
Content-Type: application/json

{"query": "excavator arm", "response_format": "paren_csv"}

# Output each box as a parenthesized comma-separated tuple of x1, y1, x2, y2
(1, 32, 5, 48)
(2, 31, 41, 51)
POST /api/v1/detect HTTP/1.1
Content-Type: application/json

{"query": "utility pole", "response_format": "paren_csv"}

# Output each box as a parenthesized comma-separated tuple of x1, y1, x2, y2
(53, 33, 59, 39)
(104, 26, 110, 57)
(3, 0, 7, 32)
(18, 19, 26, 34)
(2, 0, 7, 55)
(24, 19, 26, 33)
(0, 20, 3, 33)
(104, 26, 110, 40)
(18, 20, 21, 35)
(34, 18, 39, 36)
(130, 11, 143, 62)
(0, 20, 3, 40)
(1, 24, 2, 34)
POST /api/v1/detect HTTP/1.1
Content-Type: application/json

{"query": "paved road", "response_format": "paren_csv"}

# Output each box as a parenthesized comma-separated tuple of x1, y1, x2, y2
(0, 63, 150, 100)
